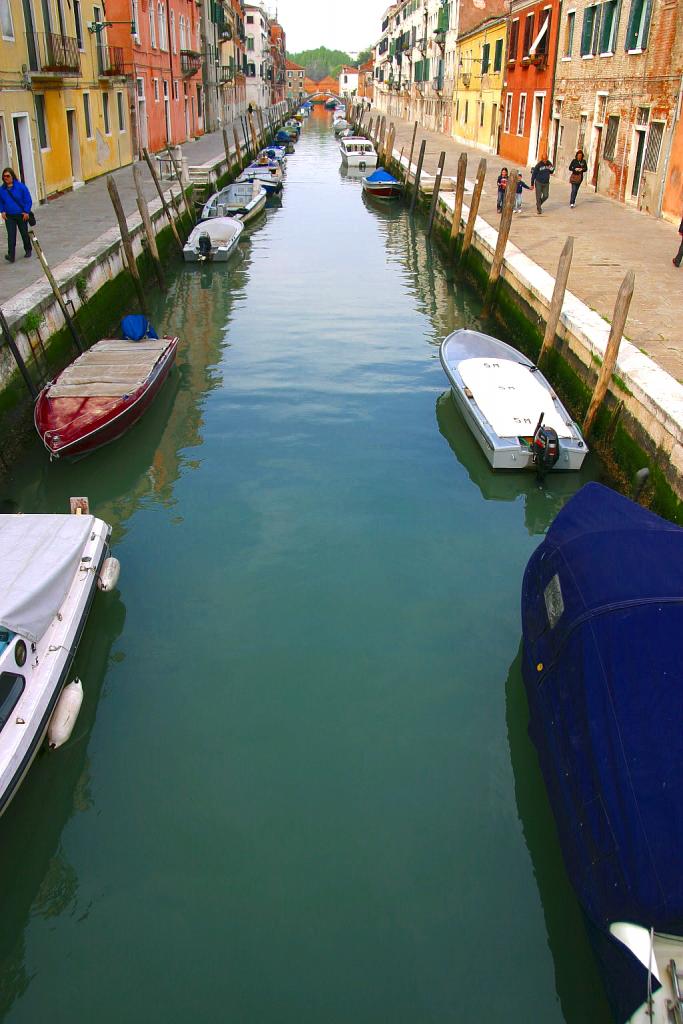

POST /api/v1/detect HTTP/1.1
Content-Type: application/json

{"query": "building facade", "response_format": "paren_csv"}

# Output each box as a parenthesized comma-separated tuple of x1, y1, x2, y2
(339, 64, 359, 97)
(286, 59, 306, 104)
(357, 56, 375, 105)
(269, 19, 286, 104)
(244, 3, 271, 108)
(453, 15, 507, 152)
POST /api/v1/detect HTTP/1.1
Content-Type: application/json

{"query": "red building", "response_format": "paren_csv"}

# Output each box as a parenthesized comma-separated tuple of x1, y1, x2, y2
(269, 20, 287, 104)
(107, 0, 203, 155)
(499, 0, 561, 167)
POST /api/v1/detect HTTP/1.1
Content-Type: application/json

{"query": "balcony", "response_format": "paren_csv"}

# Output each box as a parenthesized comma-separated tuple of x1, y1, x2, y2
(26, 31, 80, 76)
(180, 49, 201, 76)
(97, 44, 125, 76)
(218, 64, 233, 83)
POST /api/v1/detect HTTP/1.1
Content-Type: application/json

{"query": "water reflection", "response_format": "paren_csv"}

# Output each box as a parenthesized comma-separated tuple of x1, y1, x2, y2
(505, 647, 612, 1022)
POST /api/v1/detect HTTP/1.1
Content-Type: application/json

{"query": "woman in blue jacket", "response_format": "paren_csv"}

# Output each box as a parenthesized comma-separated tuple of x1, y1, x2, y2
(0, 168, 33, 263)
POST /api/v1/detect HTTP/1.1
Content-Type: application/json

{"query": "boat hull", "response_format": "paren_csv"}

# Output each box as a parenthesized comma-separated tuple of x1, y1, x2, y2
(35, 337, 178, 458)
(362, 181, 402, 200)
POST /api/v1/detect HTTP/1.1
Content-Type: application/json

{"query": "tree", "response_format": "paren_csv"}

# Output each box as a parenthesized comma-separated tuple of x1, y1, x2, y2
(286, 45, 353, 81)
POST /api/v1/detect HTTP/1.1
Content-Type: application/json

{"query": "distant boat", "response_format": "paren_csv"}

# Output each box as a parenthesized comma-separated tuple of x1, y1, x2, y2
(257, 145, 287, 167)
(200, 179, 267, 224)
(439, 328, 588, 472)
(339, 137, 378, 170)
(362, 168, 403, 200)
(183, 216, 244, 262)
(324, 98, 337, 109)
(34, 316, 178, 458)
(521, 481, 683, 1023)
(0, 503, 118, 813)
(237, 160, 283, 195)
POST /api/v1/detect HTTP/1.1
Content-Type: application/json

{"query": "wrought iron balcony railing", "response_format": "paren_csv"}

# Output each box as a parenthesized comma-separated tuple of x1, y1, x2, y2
(218, 64, 233, 82)
(180, 49, 201, 75)
(26, 31, 80, 75)
(97, 44, 125, 76)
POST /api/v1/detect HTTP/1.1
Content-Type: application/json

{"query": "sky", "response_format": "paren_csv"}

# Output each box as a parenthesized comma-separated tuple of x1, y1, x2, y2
(271, 0, 387, 54)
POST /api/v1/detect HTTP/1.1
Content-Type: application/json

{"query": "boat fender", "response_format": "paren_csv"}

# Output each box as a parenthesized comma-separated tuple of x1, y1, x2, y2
(97, 556, 121, 592)
(48, 679, 83, 750)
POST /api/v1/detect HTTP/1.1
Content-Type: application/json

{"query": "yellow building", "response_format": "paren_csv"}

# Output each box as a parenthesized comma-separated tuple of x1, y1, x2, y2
(0, 0, 132, 201)
(453, 15, 507, 154)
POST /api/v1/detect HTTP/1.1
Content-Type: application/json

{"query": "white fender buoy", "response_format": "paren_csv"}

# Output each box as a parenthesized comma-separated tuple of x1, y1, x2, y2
(48, 679, 83, 750)
(97, 556, 120, 592)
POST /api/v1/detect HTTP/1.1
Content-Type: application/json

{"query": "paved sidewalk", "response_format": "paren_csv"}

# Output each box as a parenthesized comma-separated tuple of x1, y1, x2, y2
(0, 116, 250, 308)
(372, 108, 683, 382)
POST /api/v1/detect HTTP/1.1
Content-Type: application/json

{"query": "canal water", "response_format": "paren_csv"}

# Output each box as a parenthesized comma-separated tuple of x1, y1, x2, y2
(0, 110, 611, 1022)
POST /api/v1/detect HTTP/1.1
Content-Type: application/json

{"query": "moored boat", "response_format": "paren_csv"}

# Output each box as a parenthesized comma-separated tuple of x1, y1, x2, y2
(258, 145, 286, 166)
(200, 179, 267, 224)
(237, 160, 283, 195)
(0, 501, 118, 814)
(439, 328, 588, 472)
(183, 215, 244, 262)
(34, 316, 178, 459)
(362, 168, 403, 199)
(521, 482, 683, 1022)
(339, 137, 378, 169)
(274, 130, 295, 151)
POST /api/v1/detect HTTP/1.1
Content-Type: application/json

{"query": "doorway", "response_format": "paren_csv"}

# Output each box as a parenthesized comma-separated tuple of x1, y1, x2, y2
(66, 108, 83, 183)
(529, 93, 545, 163)
(11, 114, 38, 198)
(136, 78, 148, 151)
(490, 103, 498, 150)
(591, 125, 602, 188)
(631, 128, 646, 199)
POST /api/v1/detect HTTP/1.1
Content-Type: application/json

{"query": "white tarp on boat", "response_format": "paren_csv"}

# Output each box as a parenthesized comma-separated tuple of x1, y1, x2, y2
(0, 514, 95, 641)
(187, 218, 242, 248)
(459, 357, 572, 438)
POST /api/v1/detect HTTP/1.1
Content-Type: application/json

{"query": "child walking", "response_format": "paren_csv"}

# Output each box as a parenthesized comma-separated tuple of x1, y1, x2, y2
(514, 173, 532, 212)
(496, 168, 509, 213)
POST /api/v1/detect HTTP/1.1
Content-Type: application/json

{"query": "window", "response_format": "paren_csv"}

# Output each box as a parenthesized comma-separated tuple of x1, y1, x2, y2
(481, 41, 490, 73)
(504, 91, 513, 132)
(179, 14, 185, 49)
(149, 4, 156, 46)
(508, 18, 519, 60)
(603, 114, 619, 158)
(493, 37, 503, 71)
(35, 94, 49, 148)
(636, 104, 649, 125)
(480, 101, 485, 127)
(595, 93, 607, 123)
(171, 10, 175, 52)
(0, 0, 14, 39)
(131, 0, 139, 42)
(523, 13, 535, 55)
(517, 93, 527, 134)
(158, 2, 166, 49)
(74, 0, 83, 48)
(577, 112, 587, 150)
(117, 91, 126, 131)
(563, 10, 575, 56)
(103, 92, 110, 133)
(173, 80, 178, 99)
(0, 673, 25, 732)
(153, 77, 159, 100)
(599, 0, 618, 51)
(643, 120, 664, 171)
(464, 100, 469, 123)
(83, 92, 93, 138)
(580, 4, 599, 55)
(246, 13, 253, 22)
(532, 9, 551, 55)
(625, 0, 653, 50)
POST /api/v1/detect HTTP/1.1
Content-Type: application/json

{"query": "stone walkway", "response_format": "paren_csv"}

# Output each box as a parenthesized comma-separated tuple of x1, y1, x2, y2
(371, 108, 683, 382)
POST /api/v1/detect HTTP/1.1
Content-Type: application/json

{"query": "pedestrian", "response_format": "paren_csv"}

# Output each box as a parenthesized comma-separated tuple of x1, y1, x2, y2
(0, 168, 33, 263)
(496, 168, 509, 213)
(673, 216, 683, 267)
(248, 102, 253, 115)
(568, 149, 588, 207)
(531, 155, 554, 214)
(514, 172, 532, 212)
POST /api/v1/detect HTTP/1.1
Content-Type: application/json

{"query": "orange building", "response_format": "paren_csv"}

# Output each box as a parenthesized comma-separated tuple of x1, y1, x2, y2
(107, 0, 203, 155)
(270, 20, 287, 104)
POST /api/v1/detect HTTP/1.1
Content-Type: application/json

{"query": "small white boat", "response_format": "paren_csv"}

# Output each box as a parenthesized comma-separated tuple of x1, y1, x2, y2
(200, 180, 267, 225)
(237, 161, 283, 195)
(440, 328, 588, 472)
(339, 137, 378, 169)
(333, 119, 351, 135)
(0, 503, 117, 813)
(183, 216, 244, 262)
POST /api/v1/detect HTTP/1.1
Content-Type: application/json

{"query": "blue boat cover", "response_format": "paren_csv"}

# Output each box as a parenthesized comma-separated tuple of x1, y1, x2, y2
(121, 315, 159, 341)
(365, 169, 399, 185)
(521, 482, 683, 1018)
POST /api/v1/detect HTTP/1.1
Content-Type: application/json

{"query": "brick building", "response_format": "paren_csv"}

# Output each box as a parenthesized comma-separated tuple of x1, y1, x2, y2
(286, 59, 306, 104)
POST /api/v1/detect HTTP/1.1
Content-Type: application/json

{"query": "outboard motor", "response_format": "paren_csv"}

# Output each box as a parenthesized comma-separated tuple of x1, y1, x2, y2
(532, 414, 560, 478)
(197, 232, 212, 262)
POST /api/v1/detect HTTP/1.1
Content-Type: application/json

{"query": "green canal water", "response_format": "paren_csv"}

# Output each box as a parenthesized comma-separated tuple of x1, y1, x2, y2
(0, 111, 612, 1022)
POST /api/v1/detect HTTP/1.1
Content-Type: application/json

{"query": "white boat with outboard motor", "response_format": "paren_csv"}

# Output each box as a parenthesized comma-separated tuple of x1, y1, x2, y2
(183, 216, 244, 262)
(0, 498, 119, 814)
(339, 137, 378, 169)
(200, 179, 267, 225)
(439, 328, 588, 472)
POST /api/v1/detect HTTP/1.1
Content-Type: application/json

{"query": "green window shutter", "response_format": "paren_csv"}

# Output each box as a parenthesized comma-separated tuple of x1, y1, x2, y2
(640, 0, 653, 47)
(580, 7, 594, 53)
(493, 38, 503, 71)
(481, 42, 490, 72)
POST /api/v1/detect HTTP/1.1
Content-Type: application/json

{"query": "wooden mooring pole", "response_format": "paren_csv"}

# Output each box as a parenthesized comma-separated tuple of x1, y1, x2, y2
(406, 121, 418, 196)
(132, 163, 165, 291)
(427, 151, 446, 237)
(460, 158, 487, 261)
(538, 237, 574, 365)
(29, 233, 84, 353)
(410, 140, 426, 214)
(165, 146, 195, 226)
(450, 153, 467, 245)
(106, 176, 148, 315)
(232, 127, 243, 170)
(484, 170, 518, 308)
(142, 148, 183, 251)
(0, 308, 38, 398)
(582, 270, 635, 438)
(222, 128, 232, 170)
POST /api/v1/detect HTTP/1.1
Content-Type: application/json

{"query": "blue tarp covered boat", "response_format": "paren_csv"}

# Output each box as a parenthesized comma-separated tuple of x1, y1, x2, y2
(362, 167, 402, 199)
(521, 482, 683, 1022)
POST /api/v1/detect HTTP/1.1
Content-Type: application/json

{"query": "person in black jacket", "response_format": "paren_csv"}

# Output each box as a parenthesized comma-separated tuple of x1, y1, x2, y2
(530, 156, 554, 214)
(674, 217, 683, 267)
(568, 149, 588, 207)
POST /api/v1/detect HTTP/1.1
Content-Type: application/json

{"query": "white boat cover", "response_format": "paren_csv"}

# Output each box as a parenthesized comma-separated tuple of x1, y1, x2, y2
(0, 514, 96, 641)
(458, 357, 572, 438)
(187, 218, 242, 248)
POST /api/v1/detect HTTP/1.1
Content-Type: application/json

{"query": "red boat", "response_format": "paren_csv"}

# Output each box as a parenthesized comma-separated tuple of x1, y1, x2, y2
(362, 169, 403, 200)
(35, 328, 178, 459)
